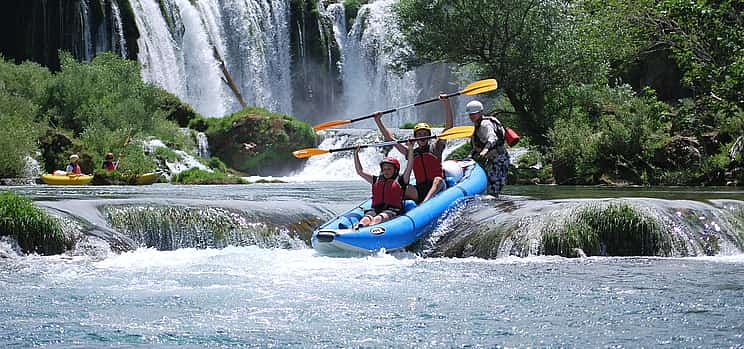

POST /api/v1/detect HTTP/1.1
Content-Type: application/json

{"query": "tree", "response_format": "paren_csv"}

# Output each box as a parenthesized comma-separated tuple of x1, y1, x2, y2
(396, 0, 614, 146)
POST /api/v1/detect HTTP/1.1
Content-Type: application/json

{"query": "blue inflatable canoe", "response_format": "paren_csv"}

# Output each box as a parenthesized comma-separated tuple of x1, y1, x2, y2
(312, 160, 487, 255)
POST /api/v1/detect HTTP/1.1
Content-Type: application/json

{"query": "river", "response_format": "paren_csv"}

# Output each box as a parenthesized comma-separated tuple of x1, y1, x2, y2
(1, 182, 743, 347)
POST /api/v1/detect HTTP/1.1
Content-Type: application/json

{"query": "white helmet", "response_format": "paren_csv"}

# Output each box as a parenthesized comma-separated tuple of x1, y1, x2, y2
(466, 100, 484, 114)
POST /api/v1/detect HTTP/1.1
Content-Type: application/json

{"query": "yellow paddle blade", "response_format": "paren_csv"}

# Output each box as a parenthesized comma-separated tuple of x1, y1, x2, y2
(313, 119, 352, 132)
(437, 126, 475, 140)
(293, 148, 331, 159)
(462, 79, 498, 95)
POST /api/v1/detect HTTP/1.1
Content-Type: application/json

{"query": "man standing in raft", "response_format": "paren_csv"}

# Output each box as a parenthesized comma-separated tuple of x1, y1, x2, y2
(353, 141, 414, 228)
(373, 94, 454, 203)
(467, 100, 510, 196)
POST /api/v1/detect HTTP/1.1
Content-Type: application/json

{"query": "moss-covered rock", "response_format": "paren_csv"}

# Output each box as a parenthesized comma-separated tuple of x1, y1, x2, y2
(0, 191, 72, 255)
(541, 202, 674, 257)
(204, 107, 316, 176)
(171, 168, 246, 185)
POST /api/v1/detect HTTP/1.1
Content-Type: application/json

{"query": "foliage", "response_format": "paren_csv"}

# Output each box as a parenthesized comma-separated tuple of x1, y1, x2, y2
(0, 58, 52, 177)
(395, 0, 620, 146)
(43, 52, 184, 145)
(153, 146, 178, 163)
(204, 106, 316, 175)
(171, 168, 246, 185)
(208, 157, 228, 172)
(0, 191, 71, 255)
(0, 57, 53, 109)
(0, 93, 44, 177)
(79, 126, 156, 175)
(548, 84, 670, 184)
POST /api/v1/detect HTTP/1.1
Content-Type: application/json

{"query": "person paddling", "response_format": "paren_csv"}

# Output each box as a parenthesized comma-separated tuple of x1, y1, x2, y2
(373, 94, 454, 203)
(101, 152, 117, 171)
(467, 100, 510, 196)
(353, 141, 414, 228)
(66, 154, 82, 175)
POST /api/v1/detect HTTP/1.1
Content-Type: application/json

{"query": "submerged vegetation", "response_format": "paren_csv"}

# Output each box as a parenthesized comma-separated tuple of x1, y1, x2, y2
(171, 168, 247, 185)
(0, 191, 70, 255)
(541, 202, 674, 257)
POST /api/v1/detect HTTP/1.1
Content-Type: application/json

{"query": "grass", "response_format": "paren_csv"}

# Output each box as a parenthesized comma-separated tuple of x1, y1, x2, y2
(0, 190, 71, 254)
(541, 201, 673, 257)
(171, 168, 246, 185)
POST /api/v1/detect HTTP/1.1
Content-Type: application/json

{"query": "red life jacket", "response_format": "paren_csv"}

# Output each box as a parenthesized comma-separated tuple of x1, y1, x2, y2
(371, 175, 405, 211)
(102, 160, 116, 171)
(68, 163, 82, 175)
(413, 147, 443, 184)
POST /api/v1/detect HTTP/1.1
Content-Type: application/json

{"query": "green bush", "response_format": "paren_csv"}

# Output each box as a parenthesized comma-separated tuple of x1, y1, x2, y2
(547, 85, 670, 184)
(79, 126, 156, 175)
(43, 52, 184, 144)
(0, 58, 50, 177)
(171, 168, 246, 185)
(0, 93, 44, 177)
(0, 191, 71, 255)
(153, 146, 178, 163)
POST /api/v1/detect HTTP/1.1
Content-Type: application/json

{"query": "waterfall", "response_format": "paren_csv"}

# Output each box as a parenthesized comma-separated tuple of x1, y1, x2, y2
(79, 0, 95, 61)
(130, 0, 292, 118)
(335, 0, 418, 127)
(75, 0, 129, 60)
(110, 0, 128, 58)
(196, 132, 211, 158)
(130, 0, 229, 118)
(290, 128, 466, 181)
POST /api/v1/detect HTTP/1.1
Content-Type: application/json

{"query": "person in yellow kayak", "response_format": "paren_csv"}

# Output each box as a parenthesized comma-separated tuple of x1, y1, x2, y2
(373, 94, 454, 203)
(66, 154, 82, 175)
(353, 140, 414, 228)
(102, 152, 117, 171)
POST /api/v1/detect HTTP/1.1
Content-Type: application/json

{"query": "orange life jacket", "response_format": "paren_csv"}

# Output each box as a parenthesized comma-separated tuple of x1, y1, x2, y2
(413, 147, 443, 184)
(371, 175, 405, 211)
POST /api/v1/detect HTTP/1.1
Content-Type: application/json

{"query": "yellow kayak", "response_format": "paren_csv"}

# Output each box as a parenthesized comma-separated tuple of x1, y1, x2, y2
(135, 172, 162, 185)
(41, 174, 94, 185)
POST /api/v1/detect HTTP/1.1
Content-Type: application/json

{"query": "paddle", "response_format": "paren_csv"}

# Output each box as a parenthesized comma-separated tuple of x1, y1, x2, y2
(293, 125, 474, 159)
(114, 132, 131, 170)
(312, 79, 498, 131)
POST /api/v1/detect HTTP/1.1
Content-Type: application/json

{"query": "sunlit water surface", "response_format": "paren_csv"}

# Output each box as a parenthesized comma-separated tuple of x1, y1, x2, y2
(1, 183, 743, 347)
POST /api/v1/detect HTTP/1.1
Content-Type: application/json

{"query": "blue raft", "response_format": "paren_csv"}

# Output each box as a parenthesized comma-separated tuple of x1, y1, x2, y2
(312, 160, 487, 255)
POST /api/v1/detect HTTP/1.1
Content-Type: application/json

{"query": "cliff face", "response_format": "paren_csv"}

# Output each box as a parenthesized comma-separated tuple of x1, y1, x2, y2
(0, 0, 138, 70)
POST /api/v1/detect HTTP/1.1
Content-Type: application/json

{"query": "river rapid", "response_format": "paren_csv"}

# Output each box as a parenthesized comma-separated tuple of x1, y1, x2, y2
(1, 182, 743, 348)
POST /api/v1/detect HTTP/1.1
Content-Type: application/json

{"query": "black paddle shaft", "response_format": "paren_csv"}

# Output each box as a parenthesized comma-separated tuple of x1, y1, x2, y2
(348, 92, 462, 123)
(328, 134, 439, 153)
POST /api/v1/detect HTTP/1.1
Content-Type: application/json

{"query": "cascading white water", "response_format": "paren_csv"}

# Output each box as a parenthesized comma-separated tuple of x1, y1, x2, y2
(196, 132, 211, 158)
(290, 128, 467, 181)
(77, 0, 128, 60)
(110, 0, 128, 58)
(331, 0, 419, 127)
(130, 0, 229, 118)
(80, 0, 94, 61)
(131, 0, 292, 118)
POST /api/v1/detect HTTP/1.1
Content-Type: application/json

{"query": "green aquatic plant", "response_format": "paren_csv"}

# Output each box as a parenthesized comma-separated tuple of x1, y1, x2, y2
(541, 201, 672, 257)
(171, 168, 247, 185)
(0, 191, 71, 255)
